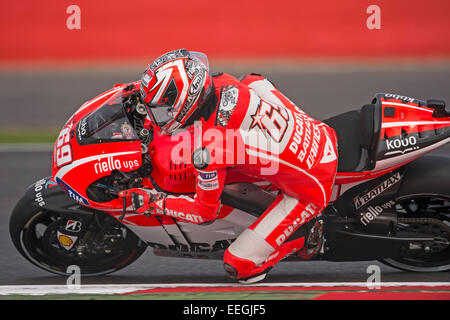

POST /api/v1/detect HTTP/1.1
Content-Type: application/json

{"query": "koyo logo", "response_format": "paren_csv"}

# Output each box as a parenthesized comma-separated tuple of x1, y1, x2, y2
(386, 136, 417, 150)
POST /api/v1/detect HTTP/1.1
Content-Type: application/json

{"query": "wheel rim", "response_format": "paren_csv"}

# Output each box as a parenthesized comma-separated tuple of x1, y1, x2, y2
(384, 195, 450, 271)
(20, 210, 145, 276)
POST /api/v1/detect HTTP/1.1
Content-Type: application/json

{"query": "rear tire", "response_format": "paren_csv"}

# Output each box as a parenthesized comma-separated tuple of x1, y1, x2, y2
(379, 194, 450, 272)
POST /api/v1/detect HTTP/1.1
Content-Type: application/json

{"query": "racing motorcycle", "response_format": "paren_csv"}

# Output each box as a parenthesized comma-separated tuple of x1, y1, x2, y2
(9, 81, 450, 277)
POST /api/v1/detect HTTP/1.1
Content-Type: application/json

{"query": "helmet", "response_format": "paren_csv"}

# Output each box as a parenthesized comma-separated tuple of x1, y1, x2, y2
(140, 49, 213, 134)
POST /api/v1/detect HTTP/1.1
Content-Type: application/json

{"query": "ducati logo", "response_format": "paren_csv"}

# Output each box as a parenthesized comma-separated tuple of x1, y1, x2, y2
(320, 134, 337, 164)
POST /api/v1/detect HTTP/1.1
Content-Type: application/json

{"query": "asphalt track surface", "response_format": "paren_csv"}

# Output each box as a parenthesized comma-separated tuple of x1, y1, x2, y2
(1, 66, 450, 286)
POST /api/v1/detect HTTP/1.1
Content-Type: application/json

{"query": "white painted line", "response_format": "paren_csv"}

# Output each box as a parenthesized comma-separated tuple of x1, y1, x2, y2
(0, 282, 449, 296)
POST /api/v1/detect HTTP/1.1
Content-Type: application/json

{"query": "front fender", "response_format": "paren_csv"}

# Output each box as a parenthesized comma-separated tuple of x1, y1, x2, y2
(397, 154, 450, 198)
(24, 176, 97, 218)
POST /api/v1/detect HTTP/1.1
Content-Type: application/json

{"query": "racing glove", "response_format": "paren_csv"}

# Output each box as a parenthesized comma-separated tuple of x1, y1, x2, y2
(118, 188, 220, 224)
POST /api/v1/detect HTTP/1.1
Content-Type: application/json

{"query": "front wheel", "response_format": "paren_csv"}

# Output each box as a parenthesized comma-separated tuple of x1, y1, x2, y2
(379, 195, 450, 272)
(10, 196, 147, 276)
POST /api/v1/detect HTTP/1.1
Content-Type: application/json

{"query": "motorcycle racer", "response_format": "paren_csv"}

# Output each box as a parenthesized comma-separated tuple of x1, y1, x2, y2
(121, 49, 339, 283)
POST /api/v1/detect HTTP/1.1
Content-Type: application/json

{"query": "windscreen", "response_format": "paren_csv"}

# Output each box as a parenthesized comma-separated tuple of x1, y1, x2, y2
(77, 90, 139, 145)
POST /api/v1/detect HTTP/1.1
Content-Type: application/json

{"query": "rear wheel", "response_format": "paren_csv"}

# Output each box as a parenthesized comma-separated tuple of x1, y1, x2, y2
(10, 200, 147, 276)
(380, 195, 450, 272)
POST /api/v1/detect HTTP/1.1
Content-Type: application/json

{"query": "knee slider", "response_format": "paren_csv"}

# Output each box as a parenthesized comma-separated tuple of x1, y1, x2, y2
(223, 249, 256, 279)
(223, 263, 238, 279)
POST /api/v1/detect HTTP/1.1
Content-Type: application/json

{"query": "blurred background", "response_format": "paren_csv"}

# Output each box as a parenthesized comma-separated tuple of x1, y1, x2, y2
(0, 0, 450, 285)
(0, 0, 449, 140)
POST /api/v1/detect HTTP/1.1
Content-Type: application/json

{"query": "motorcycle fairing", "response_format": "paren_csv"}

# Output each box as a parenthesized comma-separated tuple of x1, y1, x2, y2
(24, 177, 94, 216)
(52, 86, 144, 211)
(333, 167, 405, 233)
(327, 93, 450, 203)
(44, 83, 449, 262)
(374, 93, 450, 168)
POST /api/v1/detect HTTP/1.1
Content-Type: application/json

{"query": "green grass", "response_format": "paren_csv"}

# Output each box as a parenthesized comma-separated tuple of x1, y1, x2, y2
(0, 128, 58, 144)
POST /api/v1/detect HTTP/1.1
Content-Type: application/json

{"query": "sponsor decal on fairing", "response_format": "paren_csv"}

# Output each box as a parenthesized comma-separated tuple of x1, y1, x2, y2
(383, 93, 416, 103)
(353, 172, 401, 209)
(77, 117, 88, 137)
(45, 178, 58, 189)
(384, 136, 420, 156)
(56, 231, 78, 250)
(56, 177, 90, 205)
(93, 156, 140, 174)
(55, 122, 73, 168)
(34, 179, 47, 207)
(65, 220, 83, 232)
(360, 200, 396, 226)
(164, 209, 204, 224)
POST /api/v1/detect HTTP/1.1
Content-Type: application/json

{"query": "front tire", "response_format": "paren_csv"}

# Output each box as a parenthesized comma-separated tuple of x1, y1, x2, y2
(9, 195, 147, 276)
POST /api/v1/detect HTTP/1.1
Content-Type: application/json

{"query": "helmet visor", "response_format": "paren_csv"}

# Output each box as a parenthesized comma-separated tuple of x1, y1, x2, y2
(190, 51, 209, 71)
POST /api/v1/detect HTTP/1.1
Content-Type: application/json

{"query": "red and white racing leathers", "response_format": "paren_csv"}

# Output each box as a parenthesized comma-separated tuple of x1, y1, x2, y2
(129, 73, 338, 281)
